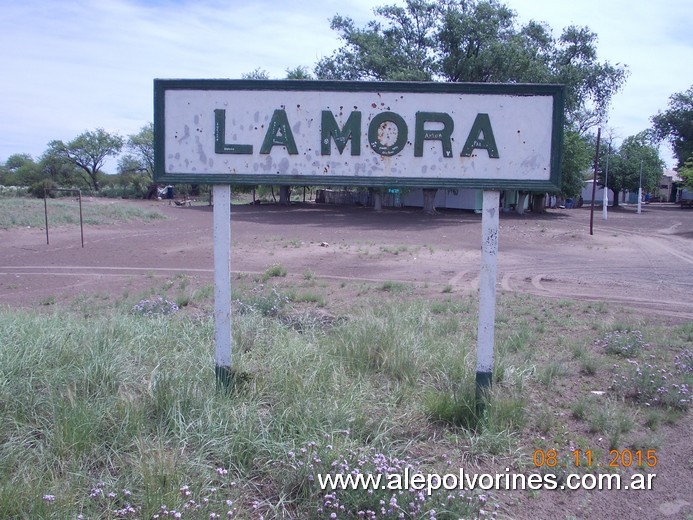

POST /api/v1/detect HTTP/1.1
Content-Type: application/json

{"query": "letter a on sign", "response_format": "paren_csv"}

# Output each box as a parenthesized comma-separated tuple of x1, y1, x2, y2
(260, 110, 298, 154)
(461, 113, 499, 158)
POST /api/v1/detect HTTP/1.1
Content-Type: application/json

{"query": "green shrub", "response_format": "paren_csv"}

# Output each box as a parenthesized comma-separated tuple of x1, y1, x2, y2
(261, 263, 287, 281)
(29, 179, 58, 198)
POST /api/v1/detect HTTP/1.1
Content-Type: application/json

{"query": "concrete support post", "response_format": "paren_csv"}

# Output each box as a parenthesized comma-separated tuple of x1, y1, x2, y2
(213, 185, 232, 388)
(476, 190, 500, 406)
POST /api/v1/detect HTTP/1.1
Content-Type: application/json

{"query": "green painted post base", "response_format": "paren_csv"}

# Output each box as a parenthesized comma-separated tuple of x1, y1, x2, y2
(475, 371, 492, 415)
(215, 365, 234, 391)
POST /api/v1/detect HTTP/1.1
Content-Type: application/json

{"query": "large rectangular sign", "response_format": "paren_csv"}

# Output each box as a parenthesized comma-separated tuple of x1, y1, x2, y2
(154, 79, 564, 190)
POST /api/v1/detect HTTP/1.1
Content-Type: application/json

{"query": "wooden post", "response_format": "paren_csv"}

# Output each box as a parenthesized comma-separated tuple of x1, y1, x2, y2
(78, 190, 84, 248)
(44, 189, 49, 245)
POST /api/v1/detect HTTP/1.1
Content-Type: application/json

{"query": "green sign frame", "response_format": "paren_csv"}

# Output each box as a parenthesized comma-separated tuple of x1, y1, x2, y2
(154, 79, 564, 190)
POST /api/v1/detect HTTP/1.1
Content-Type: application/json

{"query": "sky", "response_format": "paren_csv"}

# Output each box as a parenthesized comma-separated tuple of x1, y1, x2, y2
(1, 0, 691, 171)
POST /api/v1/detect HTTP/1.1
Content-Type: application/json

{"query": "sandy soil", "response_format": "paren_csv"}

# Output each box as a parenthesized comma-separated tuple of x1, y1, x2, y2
(1, 198, 692, 519)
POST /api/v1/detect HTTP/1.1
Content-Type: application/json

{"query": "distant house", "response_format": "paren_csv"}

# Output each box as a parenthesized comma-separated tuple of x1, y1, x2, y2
(402, 188, 480, 211)
(581, 180, 616, 206)
(659, 170, 680, 202)
(401, 188, 530, 212)
(582, 169, 681, 205)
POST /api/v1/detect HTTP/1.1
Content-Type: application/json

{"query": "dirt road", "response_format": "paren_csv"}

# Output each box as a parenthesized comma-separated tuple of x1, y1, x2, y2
(1, 200, 692, 321)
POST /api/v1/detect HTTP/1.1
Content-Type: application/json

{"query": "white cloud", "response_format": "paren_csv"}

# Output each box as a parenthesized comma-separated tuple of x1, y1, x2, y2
(508, 0, 693, 166)
(1, 0, 690, 168)
(1, 0, 375, 160)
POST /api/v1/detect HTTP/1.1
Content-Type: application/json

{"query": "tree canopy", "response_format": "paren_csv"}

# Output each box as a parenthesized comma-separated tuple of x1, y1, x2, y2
(242, 68, 270, 80)
(678, 158, 693, 190)
(315, 0, 627, 133)
(118, 123, 154, 180)
(651, 85, 693, 169)
(0, 154, 42, 187)
(598, 131, 663, 207)
(560, 130, 593, 199)
(286, 66, 313, 80)
(314, 0, 628, 201)
(47, 128, 124, 191)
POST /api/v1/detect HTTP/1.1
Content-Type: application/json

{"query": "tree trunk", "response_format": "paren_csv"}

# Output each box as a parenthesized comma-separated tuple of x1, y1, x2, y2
(612, 189, 620, 208)
(532, 193, 546, 213)
(422, 188, 437, 214)
(279, 185, 290, 205)
(372, 189, 382, 211)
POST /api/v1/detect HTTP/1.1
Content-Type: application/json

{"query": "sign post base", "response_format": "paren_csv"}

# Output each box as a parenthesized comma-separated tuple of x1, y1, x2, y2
(215, 364, 233, 391)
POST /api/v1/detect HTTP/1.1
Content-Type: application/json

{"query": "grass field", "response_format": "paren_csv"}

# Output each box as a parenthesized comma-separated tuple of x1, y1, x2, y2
(0, 273, 690, 519)
(0, 198, 165, 229)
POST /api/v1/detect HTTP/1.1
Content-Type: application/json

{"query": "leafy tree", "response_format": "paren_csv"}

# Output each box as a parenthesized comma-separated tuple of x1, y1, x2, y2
(315, 3, 436, 81)
(437, 3, 552, 83)
(117, 156, 144, 177)
(600, 132, 663, 207)
(47, 129, 124, 191)
(39, 151, 83, 187)
(551, 26, 628, 133)
(286, 66, 313, 80)
(0, 153, 42, 186)
(678, 157, 693, 190)
(118, 123, 154, 180)
(314, 0, 627, 210)
(561, 130, 593, 198)
(3, 153, 34, 171)
(242, 68, 270, 80)
(651, 85, 693, 169)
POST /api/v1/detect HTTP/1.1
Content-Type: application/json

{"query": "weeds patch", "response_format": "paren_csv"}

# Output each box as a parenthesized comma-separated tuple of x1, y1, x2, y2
(610, 358, 691, 410)
(261, 263, 288, 281)
(379, 280, 412, 293)
(0, 290, 687, 518)
(601, 329, 646, 358)
(131, 296, 179, 316)
(278, 438, 495, 519)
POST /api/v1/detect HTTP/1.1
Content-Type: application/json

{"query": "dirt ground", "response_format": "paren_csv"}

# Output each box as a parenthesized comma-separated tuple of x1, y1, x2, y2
(1, 197, 692, 519)
(2, 198, 693, 320)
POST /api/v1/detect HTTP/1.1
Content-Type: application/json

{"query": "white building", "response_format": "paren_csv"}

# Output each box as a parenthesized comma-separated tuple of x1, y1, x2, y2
(581, 180, 616, 206)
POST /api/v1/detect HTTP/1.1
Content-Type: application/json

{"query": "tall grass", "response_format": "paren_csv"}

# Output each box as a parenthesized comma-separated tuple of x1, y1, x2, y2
(0, 298, 498, 518)
(0, 290, 687, 518)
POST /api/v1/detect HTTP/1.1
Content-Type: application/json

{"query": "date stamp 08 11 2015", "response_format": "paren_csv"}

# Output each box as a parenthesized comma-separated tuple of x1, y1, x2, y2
(533, 449, 658, 469)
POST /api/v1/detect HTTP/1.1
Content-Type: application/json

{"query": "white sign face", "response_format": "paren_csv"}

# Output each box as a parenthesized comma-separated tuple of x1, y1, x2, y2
(155, 80, 564, 190)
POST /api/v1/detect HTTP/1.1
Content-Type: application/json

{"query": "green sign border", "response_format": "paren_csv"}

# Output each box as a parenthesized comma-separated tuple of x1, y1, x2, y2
(154, 79, 564, 190)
